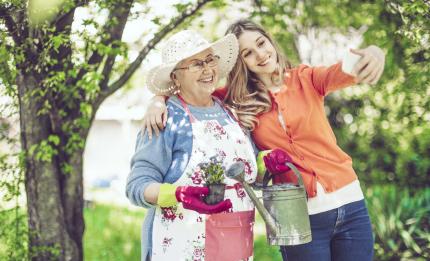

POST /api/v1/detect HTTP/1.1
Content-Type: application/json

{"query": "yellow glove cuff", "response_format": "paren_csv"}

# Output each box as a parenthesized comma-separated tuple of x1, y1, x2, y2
(257, 150, 271, 178)
(157, 183, 178, 207)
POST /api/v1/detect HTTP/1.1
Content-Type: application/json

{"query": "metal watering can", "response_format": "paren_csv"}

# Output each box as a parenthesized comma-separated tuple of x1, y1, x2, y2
(226, 162, 312, 246)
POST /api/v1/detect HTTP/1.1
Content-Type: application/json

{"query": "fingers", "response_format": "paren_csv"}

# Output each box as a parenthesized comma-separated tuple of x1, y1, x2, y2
(271, 149, 292, 164)
(361, 65, 379, 84)
(263, 155, 276, 173)
(353, 46, 385, 85)
(150, 115, 160, 137)
(276, 164, 291, 172)
(356, 57, 378, 83)
(349, 48, 365, 57)
(145, 118, 153, 140)
(370, 63, 384, 84)
(201, 199, 232, 214)
(182, 197, 232, 214)
(352, 54, 371, 77)
(211, 199, 232, 212)
(162, 110, 168, 127)
(187, 186, 209, 197)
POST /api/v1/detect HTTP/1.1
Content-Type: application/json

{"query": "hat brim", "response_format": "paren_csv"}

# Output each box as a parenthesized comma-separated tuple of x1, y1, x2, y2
(146, 33, 239, 95)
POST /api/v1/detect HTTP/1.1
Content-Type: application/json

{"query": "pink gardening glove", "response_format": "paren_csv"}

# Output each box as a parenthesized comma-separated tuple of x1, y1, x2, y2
(176, 186, 232, 214)
(263, 149, 293, 175)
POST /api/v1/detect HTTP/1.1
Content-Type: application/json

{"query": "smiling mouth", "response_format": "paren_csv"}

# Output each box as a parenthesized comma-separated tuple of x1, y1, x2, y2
(258, 56, 271, 66)
(198, 75, 214, 84)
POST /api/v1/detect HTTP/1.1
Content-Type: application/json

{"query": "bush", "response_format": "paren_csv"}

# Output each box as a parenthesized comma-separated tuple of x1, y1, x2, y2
(0, 207, 28, 261)
(366, 185, 430, 260)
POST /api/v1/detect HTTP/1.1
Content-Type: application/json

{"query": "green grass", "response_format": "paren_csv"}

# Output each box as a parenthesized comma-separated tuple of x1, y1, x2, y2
(84, 204, 145, 261)
(83, 203, 281, 260)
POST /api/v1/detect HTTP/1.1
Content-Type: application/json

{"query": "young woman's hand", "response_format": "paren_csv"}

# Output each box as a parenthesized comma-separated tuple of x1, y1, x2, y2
(351, 45, 385, 85)
(263, 149, 293, 175)
(142, 95, 168, 139)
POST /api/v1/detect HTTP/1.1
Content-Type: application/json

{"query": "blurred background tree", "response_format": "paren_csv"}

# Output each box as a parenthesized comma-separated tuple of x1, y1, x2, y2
(251, 1, 430, 259)
(251, 0, 429, 188)
(0, 0, 215, 260)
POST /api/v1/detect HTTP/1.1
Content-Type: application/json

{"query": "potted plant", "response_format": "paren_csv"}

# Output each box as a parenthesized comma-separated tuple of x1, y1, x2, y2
(199, 157, 226, 205)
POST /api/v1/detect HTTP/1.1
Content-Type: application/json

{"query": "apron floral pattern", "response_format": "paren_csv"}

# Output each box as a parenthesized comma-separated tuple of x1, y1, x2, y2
(151, 98, 257, 261)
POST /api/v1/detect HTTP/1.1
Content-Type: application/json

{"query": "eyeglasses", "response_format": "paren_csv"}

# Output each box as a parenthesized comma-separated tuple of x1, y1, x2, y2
(174, 55, 220, 73)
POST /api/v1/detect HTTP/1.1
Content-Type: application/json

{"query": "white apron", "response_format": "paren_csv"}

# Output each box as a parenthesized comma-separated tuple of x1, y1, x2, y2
(151, 97, 257, 261)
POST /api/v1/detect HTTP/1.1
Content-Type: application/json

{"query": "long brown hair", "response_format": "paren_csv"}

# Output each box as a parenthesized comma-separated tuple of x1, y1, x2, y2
(224, 19, 291, 130)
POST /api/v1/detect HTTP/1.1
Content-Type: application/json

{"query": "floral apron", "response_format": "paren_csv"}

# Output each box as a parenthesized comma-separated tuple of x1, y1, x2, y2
(151, 97, 257, 261)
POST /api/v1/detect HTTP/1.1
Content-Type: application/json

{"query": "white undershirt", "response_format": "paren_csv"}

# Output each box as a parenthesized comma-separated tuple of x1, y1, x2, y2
(307, 180, 364, 215)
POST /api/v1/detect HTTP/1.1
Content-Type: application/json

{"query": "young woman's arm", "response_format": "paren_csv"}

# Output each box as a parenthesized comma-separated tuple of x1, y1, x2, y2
(310, 45, 385, 96)
(141, 87, 228, 138)
(141, 95, 168, 139)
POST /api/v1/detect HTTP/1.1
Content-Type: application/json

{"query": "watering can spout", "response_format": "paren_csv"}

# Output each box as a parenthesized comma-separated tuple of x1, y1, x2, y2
(226, 162, 279, 235)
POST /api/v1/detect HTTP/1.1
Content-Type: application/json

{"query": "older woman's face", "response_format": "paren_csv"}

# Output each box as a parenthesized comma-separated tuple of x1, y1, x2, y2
(173, 48, 219, 99)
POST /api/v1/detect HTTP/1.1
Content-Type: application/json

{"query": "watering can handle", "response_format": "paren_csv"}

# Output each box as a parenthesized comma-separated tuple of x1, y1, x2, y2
(262, 162, 305, 187)
(286, 162, 305, 187)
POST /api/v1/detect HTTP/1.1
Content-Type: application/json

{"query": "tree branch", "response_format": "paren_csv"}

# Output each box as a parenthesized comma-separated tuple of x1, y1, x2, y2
(0, 6, 21, 45)
(97, 0, 212, 106)
(75, 0, 90, 8)
(71, 0, 133, 85)
(99, 54, 116, 88)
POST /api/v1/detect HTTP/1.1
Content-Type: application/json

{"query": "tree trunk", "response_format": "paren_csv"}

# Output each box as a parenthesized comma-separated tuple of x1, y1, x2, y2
(18, 73, 84, 261)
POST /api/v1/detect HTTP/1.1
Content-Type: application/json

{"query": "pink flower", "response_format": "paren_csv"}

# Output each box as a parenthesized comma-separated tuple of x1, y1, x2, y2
(161, 207, 177, 221)
(191, 171, 203, 185)
(193, 247, 204, 259)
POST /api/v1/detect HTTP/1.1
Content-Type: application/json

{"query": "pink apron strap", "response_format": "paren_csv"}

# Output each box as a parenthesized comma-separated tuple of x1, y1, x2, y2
(177, 95, 197, 123)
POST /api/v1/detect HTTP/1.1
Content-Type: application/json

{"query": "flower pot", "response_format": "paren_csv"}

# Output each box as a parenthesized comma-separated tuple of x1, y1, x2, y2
(204, 184, 226, 205)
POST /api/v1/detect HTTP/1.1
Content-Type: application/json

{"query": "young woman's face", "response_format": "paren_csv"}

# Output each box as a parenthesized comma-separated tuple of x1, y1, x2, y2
(238, 30, 277, 77)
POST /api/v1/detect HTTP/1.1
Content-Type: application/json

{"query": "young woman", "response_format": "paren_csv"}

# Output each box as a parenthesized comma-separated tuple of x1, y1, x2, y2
(142, 20, 385, 261)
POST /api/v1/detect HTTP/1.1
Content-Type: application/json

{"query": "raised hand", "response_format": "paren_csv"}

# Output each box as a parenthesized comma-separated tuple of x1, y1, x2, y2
(351, 45, 385, 85)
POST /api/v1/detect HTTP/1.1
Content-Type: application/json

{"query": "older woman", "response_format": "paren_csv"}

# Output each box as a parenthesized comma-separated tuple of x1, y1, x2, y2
(126, 30, 257, 261)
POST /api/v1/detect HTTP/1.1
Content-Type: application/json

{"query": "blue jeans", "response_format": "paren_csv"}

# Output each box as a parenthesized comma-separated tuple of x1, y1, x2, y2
(280, 200, 374, 261)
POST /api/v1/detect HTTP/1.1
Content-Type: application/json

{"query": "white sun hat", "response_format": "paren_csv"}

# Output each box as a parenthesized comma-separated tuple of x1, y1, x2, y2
(146, 30, 239, 95)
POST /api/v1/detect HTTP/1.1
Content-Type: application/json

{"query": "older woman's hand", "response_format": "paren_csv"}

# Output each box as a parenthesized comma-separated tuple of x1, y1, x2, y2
(351, 45, 385, 85)
(158, 184, 232, 214)
(142, 95, 168, 139)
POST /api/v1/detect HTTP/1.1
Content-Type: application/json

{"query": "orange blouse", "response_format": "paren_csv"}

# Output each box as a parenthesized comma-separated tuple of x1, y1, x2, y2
(215, 62, 358, 198)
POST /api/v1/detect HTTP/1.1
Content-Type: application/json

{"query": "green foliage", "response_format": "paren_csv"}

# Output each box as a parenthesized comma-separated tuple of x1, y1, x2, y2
(199, 156, 226, 185)
(201, 163, 225, 184)
(366, 185, 430, 260)
(0, 96, 27, 260)
(83, 203, 144, 261)
(28, 135, 60, 163)
(253, 0, 430, 188)
(0, 207, 28, 261)
(254, 235, 282, 260)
